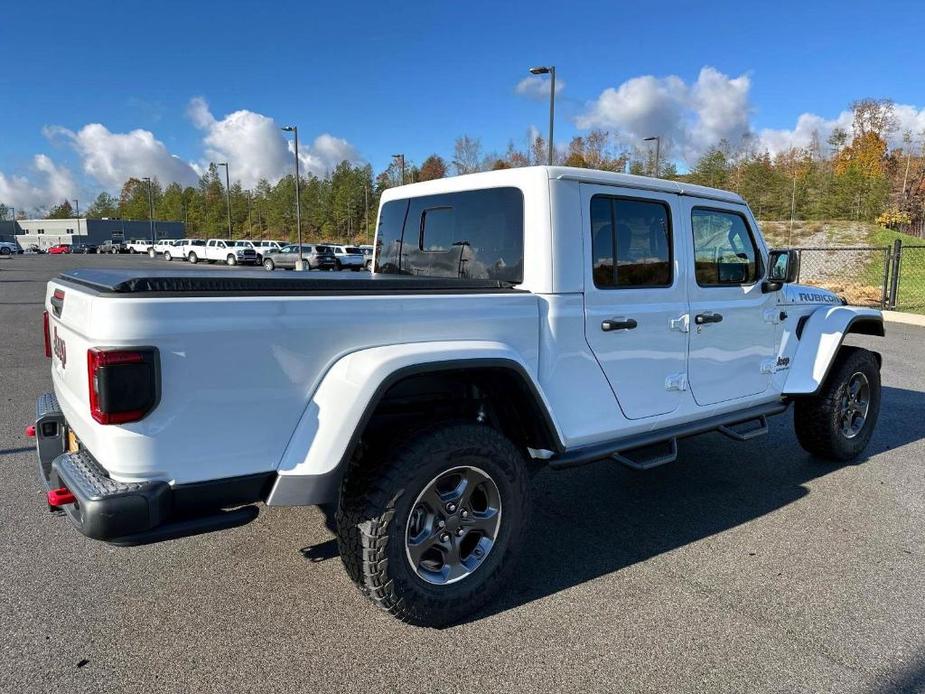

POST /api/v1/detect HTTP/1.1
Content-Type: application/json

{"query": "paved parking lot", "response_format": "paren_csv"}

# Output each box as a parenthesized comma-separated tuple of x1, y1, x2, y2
(1, 253, 924, 693)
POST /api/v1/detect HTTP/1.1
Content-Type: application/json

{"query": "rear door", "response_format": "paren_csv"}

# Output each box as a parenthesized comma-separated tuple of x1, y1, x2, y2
(682, 201, 778, 405)
(581, 184, 690, 419)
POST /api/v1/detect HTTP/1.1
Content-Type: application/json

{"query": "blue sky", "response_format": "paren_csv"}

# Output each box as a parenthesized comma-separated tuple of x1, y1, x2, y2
(1, 0, 923, 211)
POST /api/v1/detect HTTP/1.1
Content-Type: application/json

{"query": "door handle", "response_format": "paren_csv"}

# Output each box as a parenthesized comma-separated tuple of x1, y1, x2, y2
(694, 312, 724, 325)
(601, 318, 638, 332)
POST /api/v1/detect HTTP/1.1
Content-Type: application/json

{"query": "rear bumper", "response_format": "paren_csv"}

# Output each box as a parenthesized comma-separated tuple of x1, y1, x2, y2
(34, 392, 270, 545)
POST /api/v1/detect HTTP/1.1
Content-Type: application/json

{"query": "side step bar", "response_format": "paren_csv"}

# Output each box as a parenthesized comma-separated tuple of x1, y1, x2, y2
(549, 402, 789, 471)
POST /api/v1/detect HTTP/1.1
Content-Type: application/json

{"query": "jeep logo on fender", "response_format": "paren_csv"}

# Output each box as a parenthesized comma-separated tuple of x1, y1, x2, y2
(52, 326, 66, 368)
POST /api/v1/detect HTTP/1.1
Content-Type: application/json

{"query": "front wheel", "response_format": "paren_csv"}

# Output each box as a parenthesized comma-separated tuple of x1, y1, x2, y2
(794, 347, 881, 461)
(263, 258, 275, 271)
(226, 254, 237, 266)
(164, 251, 172, 261)
(336, 423, 530, 627)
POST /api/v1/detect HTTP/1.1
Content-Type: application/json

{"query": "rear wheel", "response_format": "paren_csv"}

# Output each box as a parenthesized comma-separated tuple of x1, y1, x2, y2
(263, 258, 275, 271)
(188, 252, 198, 264)
(795, 347, 881, 461)
(336, 423, 529, 627)
(148, 248, 156, 258)
(164, 251, 172, 261)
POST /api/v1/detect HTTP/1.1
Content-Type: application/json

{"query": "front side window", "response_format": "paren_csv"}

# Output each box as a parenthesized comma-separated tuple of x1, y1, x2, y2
(691, 208, 760, 286)
(590, 195, 672, 288)
(375, 187, 524, 282)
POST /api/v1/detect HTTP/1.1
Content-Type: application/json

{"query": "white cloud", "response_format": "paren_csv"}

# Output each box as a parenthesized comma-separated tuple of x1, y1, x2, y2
(577, 67, 753, 163)
(758, 105, 925, 155)
(0, 154, 78, 213)
(189, 97, 362, 186)
(578, 66, 925, 163)
(515, 74, 566, 100)
(44, 123, 198, 189)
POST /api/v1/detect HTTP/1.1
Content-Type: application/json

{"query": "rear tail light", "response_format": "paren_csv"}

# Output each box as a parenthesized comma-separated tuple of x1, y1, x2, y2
(43, 311, 52, 358)
(87, 347, 160, 425)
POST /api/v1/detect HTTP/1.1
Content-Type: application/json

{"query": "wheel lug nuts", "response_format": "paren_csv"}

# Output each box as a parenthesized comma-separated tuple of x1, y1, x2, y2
(440, 533, 450, 542)
(437, 520, 445, 528)
(456, 528, 464, 537)
(461, 510, 468, 518)
(446, 503, 457, 513)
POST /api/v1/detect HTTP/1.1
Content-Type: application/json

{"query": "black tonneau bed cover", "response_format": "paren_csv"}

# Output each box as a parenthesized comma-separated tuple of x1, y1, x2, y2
(56, 269, 520, 296)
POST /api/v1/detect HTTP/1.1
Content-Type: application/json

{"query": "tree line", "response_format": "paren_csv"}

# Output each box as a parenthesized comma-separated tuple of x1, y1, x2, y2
(4, 98, 922, 242)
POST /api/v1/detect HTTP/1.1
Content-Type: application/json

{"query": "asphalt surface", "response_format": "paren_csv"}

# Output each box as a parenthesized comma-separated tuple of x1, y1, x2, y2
(1, 253, 924, 693)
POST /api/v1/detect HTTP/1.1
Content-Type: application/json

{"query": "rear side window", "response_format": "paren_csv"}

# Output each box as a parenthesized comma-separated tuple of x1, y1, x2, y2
(691, 208, 761, 286)
(375, 187, 524, 282)
(590, 195, 672, 288)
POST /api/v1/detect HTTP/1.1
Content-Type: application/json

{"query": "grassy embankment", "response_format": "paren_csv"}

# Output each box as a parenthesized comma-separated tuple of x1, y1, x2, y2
(756, 221, 925, 312)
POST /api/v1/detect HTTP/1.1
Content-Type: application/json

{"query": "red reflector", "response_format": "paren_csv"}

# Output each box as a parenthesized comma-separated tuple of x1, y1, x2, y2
(47, 487, 76, 507)
(43, 311, 52, 358)
(25, 424, 35, 438)
(53, 289, 65, 301)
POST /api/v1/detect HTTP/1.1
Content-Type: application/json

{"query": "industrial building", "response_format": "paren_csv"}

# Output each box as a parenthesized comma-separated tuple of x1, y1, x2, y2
(2, 218, 184, 250)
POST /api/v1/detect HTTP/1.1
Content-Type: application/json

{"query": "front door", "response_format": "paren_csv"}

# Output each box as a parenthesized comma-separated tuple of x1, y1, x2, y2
(581, 184, 689, 419)
(682, 202, 778, 405)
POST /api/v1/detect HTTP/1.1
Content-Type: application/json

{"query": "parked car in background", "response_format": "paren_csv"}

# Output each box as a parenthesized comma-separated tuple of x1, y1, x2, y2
(99, 240, 127, 254)
(0, 240, 22, 255)
(47, 244, 70, 254)
(201, 238, 257, 265)
(262, 244, 336, 271)
(358, 244, 374, 270)
(24, 244, 43, 254)
(251, 240, 283, 260)
(126, 239, 152, 254)
(73, 244, 98, 254)
(175, 239, 206, 262)
(331, 244, 365, 270)
(148, 239, 178, 258)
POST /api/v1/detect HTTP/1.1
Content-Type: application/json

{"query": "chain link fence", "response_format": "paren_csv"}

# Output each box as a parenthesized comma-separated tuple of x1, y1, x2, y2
(794, 241, 925, 313)
(895, 245, 925, 312)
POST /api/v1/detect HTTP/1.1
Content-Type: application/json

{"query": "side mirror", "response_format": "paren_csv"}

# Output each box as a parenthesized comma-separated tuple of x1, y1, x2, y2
(763, 249, 800, 291)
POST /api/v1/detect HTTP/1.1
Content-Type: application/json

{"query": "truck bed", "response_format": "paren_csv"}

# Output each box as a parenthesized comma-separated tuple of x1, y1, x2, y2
(56, 269, 520, 296)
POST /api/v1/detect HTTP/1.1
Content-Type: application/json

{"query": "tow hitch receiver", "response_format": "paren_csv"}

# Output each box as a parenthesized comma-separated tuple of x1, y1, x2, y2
(47, 487, 76, 508)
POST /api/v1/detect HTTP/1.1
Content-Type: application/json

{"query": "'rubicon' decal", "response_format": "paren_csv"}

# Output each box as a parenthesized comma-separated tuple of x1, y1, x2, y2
(798, 291, 839, 303)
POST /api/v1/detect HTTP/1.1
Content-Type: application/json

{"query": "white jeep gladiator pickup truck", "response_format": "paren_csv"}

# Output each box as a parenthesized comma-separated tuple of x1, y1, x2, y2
(30, 166, 883, 626)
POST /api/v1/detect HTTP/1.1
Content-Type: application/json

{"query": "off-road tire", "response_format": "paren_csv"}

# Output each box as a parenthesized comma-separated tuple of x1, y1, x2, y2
(794, 347, 881, 461)
(335, 423, 530, 627)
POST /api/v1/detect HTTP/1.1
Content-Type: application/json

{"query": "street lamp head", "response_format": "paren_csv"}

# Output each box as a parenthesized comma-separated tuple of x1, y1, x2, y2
(644, 136, 659, 142)
(281, 126, 295, 132)
(529, 66, 551, 75)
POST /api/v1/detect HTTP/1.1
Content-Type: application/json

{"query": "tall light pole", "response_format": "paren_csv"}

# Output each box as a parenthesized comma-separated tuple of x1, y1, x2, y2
(142, 177, 155, 242)
(644, 136, 661, 177)
(281, 126, 305, 271)
(529, 65, 556, 165)
(215, 162, 233, 239)
(72, 199, 81, 240)
(392, 154, 406, 185)
(364, 184, 369, 241)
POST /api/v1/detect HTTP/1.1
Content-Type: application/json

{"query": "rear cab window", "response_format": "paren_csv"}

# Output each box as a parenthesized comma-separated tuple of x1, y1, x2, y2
(375, 187, 524, 282)
(590, 195, 672, 288)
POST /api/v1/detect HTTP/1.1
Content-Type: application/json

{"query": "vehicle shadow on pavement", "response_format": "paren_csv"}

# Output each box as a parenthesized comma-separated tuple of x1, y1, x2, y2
(463, 385, 925, 624)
